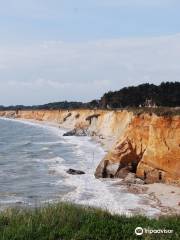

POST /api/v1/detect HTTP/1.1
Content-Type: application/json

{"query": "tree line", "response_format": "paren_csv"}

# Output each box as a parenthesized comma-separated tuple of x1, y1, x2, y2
(0, 82, 179, 111)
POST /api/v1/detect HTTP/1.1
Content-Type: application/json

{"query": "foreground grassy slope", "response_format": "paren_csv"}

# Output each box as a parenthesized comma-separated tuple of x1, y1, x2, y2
(0, 203, 179, 240)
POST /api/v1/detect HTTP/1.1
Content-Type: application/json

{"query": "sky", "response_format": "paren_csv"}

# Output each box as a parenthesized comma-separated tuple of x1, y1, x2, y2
(0, 0, 180, 105)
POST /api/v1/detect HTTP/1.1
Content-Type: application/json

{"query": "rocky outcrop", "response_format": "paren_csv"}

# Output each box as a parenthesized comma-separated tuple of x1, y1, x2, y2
(63, 128, 87, 136)
(122, 173, 145, 185)
(0, 109, 179, 184)
(0, 111, 16, 118)
(66, 169, 85, 175)
(95, 114, 180, 184)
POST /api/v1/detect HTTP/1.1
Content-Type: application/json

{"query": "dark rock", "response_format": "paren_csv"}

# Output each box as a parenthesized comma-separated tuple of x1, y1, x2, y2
(63, 128, 87, 136)
(63, 129, 76, 136)
(67, 168, 85, 175)
(86, 114, 100, 124)
(75, 113, 80, 119)
(63, 113, 72, 122)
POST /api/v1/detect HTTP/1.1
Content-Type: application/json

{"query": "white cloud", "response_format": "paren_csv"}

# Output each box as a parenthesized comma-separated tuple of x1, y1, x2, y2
(0, 34, 180, 105)
(7, 78, 73, 88)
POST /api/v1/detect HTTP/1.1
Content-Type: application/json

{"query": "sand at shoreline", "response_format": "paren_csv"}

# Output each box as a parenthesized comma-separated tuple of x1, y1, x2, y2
(146, 183, 180, 215)
(124, 182, 180, 216)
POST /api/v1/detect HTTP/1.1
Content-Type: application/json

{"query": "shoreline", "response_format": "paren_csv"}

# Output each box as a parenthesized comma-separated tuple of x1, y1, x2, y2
(122, 182, 180, 216)
(0, 116, 180, 217)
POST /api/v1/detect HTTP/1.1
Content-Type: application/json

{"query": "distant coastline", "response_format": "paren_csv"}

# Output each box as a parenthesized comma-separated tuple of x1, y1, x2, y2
(1, 82, 180, 111)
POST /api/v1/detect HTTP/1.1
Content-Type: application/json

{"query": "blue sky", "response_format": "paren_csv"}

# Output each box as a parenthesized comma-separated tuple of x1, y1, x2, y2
(0, 0, 180, 105)
(0, 0, 180, 43)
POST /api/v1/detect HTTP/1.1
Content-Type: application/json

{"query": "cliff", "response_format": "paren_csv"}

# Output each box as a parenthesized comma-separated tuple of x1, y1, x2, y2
(95, 114, 180, 185)
(0, 109, 179, 184)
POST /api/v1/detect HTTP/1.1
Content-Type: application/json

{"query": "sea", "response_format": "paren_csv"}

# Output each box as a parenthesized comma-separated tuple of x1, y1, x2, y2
(0, 118, 159, 216)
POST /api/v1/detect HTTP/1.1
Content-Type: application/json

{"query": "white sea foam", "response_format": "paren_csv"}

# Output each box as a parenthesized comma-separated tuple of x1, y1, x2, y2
(0, 195, 29, 206)
(35, 156, 65, 164)
(34, 141, 62, 145)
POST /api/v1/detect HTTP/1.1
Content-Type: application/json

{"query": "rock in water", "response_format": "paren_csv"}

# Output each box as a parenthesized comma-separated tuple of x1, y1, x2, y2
(63, 129, 76, 136)
(66, 168, 85, 175)
(63, 128, 87, 136)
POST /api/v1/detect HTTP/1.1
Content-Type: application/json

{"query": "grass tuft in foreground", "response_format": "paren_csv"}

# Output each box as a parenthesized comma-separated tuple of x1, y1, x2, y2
(0, 203, 179, 240)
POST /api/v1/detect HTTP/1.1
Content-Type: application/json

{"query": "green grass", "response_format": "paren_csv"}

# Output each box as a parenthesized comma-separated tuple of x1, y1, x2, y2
(0, 203, 179, 240)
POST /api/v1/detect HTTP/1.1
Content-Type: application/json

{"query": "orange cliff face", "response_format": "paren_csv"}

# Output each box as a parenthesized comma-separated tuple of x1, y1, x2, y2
(136, 116, 180, 183)
(0, 109, 179, 184)
(95, 114, 180, 184)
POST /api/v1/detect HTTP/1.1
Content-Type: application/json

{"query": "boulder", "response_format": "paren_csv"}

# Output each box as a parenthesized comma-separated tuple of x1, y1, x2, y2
(63, 129, 76, 136)
(66, 169, 85, 175)
(124, 173, 144, 185)
(134, 178, 145, 185)
(63, 128, 87, 136)
(115, 167, 130, 178)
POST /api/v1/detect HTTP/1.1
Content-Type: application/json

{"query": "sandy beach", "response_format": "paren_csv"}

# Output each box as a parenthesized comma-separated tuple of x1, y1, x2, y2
(146, 183, 180, 215)
(121, 182, 180, 216)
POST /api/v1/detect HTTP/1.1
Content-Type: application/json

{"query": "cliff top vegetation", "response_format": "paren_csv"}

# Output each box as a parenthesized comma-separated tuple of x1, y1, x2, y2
(0, 82, 179, 112)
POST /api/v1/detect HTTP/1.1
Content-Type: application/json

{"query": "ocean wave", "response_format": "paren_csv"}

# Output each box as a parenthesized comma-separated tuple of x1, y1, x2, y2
(33, 141, 62, 145)
(35, 156, 65, 164)
(0, 195, 28, 205)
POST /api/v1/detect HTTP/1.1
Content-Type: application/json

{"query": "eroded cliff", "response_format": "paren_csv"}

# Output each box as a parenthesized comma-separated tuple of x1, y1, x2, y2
(0, 109, 179, 184)
(95, 114, 180, 184)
